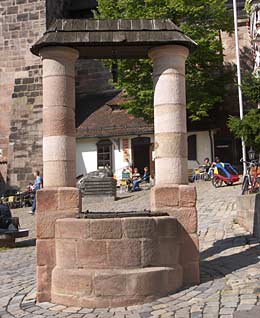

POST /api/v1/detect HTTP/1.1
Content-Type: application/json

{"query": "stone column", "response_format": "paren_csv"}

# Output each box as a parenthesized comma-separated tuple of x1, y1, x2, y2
(36, 46, 81, 302)
(149, 45, 200, 286)
(41, 46, 79, 187)
(149, 45, 188, 185)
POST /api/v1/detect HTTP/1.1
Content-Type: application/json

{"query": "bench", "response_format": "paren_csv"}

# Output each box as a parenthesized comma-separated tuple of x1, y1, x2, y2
(0, 228, 29, 248)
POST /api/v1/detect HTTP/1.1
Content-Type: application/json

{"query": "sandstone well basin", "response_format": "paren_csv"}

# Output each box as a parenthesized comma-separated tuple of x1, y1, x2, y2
(51, 216, 184, 308)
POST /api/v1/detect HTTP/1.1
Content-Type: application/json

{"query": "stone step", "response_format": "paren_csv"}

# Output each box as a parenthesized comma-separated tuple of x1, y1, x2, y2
(51, 266, 182, 308)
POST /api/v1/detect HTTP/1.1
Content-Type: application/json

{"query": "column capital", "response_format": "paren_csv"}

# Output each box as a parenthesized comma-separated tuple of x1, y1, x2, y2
(39, 46, 79, 62)
(148, 45, 189, 61)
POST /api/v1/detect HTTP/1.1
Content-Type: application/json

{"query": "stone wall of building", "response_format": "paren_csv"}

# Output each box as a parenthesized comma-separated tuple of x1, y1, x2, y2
(0, 0, 46, 191)
(0, 0, 114, 191)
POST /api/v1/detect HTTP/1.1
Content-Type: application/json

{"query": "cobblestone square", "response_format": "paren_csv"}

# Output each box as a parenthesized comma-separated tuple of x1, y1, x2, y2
(1, 183, 260, 318)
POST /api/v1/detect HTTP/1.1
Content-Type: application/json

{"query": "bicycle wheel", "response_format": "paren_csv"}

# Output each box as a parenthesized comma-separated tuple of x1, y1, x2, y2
(212, 177, 223, 188)
(241, 176, 249, 195)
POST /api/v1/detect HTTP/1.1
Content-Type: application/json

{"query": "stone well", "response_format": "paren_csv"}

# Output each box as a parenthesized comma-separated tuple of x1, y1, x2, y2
(51, 215, 183, 308)
(33, 19, 200, 307)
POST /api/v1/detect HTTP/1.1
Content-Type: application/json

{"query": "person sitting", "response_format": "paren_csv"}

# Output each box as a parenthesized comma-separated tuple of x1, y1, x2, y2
(120, 167, 132, 191)
(142, 166, 150, 183)
(132, 167, 150, 191)
(203, 158, 211, 173)
(132, 168, 142, 191)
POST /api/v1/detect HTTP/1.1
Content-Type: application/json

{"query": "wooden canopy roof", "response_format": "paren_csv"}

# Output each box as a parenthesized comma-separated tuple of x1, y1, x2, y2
(31, 19, 196, 58)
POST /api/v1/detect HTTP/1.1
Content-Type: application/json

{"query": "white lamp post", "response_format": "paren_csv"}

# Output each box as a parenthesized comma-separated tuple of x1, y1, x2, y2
(233, 0, 247, 174)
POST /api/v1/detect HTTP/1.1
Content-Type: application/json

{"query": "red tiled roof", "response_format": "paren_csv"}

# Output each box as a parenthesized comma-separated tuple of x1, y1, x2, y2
(76, 93, 154, 138)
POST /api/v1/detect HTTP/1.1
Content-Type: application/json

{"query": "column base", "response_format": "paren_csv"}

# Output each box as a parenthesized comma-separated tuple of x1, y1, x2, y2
(36, 187, 81, 302)
(151, 184, 200, 286)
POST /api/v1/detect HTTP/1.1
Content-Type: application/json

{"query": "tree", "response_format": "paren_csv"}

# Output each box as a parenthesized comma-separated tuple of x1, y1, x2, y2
(95, 0, 233, 122)
(228, 109, 260, 152)
(228, 74, 260, 152)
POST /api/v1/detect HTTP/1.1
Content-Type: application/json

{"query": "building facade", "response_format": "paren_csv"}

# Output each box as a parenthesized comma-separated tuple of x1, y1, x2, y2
(75, 103, 214, 180)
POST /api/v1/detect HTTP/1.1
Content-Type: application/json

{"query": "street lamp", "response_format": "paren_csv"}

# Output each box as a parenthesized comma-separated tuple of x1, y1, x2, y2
(248, 147, 256, 161)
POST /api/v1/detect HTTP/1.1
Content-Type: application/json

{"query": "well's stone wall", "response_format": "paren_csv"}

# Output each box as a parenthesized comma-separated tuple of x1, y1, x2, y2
(51, 216, 183, 307)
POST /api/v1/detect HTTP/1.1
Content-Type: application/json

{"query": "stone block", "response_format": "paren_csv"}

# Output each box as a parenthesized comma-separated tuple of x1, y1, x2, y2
(167, 265, 183, 293)
(168, 207, 197, 234)
(126, 268, 169, 297)
(36, 210, 78, 239)
(90, 219, 122, 239)
(43, 75, 75, 109)
(142, 238, 180, 267)
(37, 265, 52, 297)
(43, 106, 75, 137)
(151, 185, 179, 212)
(58, 187, 81, 210)
(156, 216, 178, 238)
(43, 161, 76, 188)
(37, 188, 59, 212)
(55, 239, 77, 269)
(43, 136, 76, 162)
(180, 234, 200, 264)
(94, 271, 126, 296)
(51, 293, 78, 307)
(52, 267, 92, 296)
(155, 158, 188, 185)
(56, 219, 89, 239)
(37, 291, 51, 303)
(179, 185, 196, 207)
(36, 239, 55, 266)
(154, 104, 186, 134)
(123, 217, 156, 238)
(77, 240, 107, 268)
(107, 239, 141, 268)
(182, 261, 200, 286)
(141, 239, 157, 267)
(157, 238, 180, 266)
(155, 133, 187, 158)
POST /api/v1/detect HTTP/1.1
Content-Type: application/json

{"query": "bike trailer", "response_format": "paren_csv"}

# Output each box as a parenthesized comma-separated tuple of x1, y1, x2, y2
(213, 163, 239, 185)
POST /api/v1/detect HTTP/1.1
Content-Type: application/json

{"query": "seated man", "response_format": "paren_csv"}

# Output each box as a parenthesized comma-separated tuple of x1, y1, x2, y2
(132, 168, 142, 191)
(132, 167, 150, 191)
(142, 166, 150, 182)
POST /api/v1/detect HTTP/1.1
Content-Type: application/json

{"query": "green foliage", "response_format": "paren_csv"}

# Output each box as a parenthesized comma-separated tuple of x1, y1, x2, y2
(229, 74, 260, 152)
(228, 109, 260, 151)
(95, 0, 233, 122)
(245, 0, 252, 14)
(241, 74, 260, 104)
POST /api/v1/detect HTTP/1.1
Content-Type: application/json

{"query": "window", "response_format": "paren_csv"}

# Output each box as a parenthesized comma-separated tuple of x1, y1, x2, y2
(188, 135, 197, 161)
(97, 140, 112, 169)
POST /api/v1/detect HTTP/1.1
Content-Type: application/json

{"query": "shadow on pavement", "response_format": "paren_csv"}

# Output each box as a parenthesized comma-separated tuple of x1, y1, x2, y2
(200, 235, 258, 260)
(116, 194, 134, 201)
(16, 238, 36, 248)
(200, 235, 260, 283)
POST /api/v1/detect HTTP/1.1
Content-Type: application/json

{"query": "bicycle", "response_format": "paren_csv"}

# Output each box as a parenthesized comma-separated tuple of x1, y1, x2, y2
(241, 159, 260, 195)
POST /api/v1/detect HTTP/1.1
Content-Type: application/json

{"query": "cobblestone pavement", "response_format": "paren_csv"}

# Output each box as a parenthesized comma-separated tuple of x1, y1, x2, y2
(1, 182, 260, 318)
